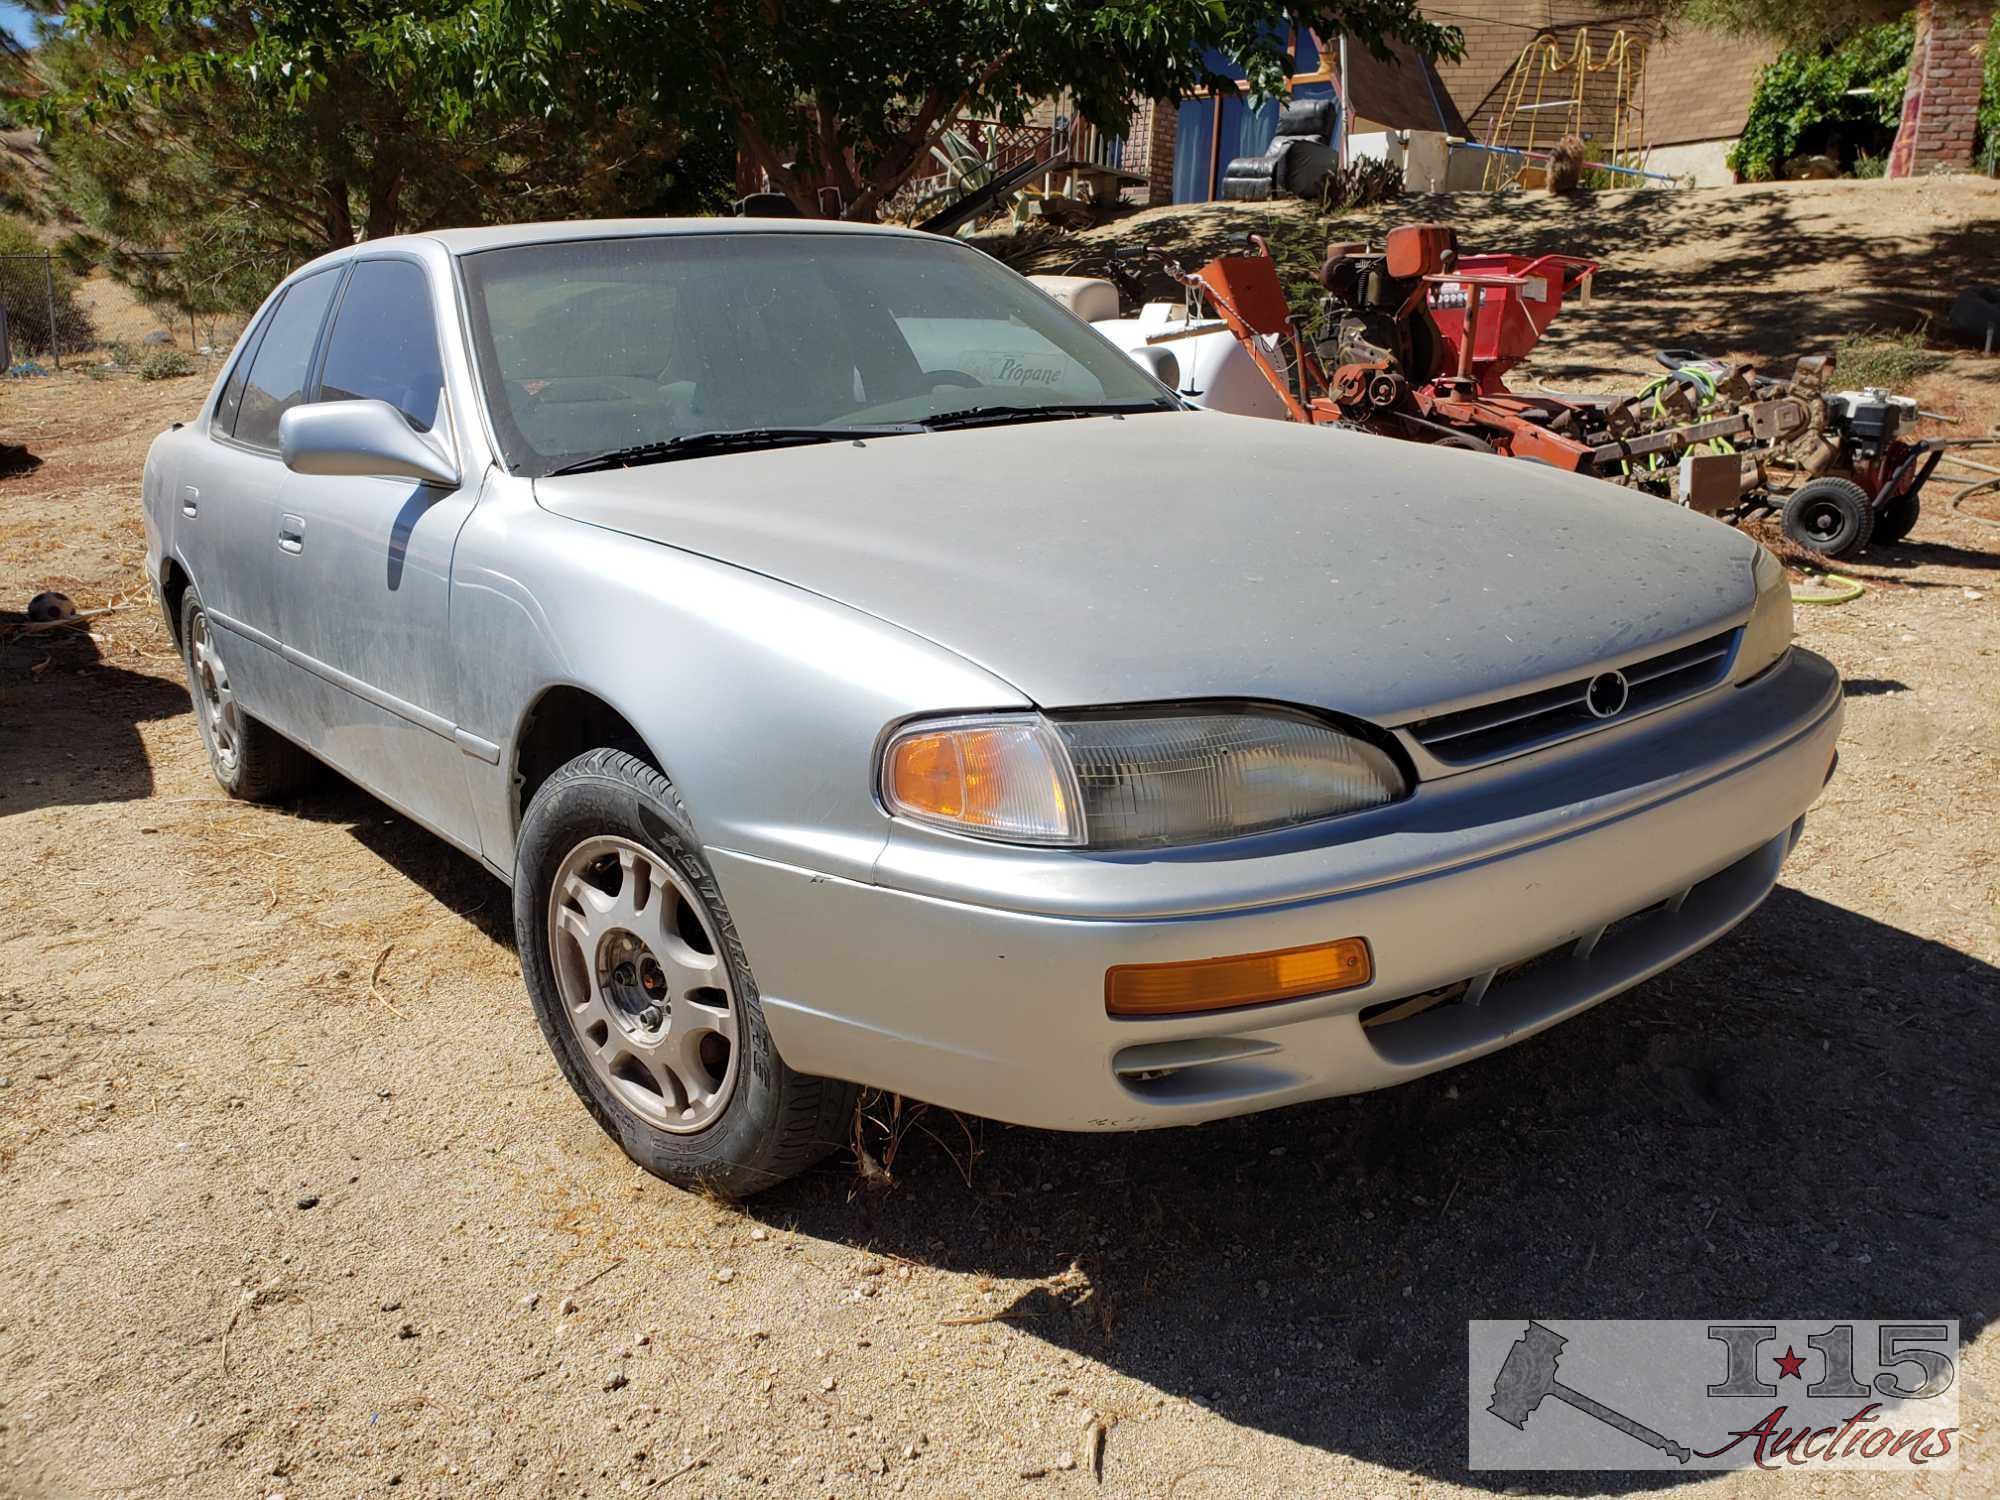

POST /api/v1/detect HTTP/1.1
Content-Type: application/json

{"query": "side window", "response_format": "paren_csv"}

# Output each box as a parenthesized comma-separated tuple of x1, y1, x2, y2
(232, 269, 341, 451)
(317, 259, 445, 432)
(213, 305, 275, 436)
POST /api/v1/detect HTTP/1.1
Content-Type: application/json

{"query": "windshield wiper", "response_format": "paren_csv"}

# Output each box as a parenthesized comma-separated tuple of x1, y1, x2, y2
(545, 425, 922, 476)
(918, 401, 1174, 432)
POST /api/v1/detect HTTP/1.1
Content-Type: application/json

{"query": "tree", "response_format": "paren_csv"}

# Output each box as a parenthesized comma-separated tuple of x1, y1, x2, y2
(7, 1, 726, 309)
(7, 0, 1462, 314)
(450, 0, 1463, 220)
(1658, 0, 1906, 45)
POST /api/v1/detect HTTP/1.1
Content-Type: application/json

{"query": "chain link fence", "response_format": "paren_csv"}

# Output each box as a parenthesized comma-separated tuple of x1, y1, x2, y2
(0, 252, 68, 369)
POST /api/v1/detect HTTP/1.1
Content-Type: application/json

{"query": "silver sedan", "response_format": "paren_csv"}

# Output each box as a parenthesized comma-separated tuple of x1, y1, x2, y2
(141, 219, 1841, 1194)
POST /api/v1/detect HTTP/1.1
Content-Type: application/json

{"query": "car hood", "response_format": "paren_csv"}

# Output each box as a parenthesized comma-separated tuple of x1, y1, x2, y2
(533, 412, 1758, 723)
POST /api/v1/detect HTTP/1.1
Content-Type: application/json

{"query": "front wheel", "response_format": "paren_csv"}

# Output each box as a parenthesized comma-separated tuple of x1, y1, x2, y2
(513, 749, 855, 1196)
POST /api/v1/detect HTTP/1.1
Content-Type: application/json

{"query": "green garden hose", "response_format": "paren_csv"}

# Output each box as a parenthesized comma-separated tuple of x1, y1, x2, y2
(1625, 364, 1738, 479)
(1791, 572, 1866, 605)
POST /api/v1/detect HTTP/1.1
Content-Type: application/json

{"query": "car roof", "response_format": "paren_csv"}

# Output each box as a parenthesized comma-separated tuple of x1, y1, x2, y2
(363, 217, 939, 259)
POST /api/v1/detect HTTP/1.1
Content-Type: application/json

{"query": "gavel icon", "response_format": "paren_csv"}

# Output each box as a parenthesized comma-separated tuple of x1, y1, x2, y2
(1488, 1321, 1693, 1464)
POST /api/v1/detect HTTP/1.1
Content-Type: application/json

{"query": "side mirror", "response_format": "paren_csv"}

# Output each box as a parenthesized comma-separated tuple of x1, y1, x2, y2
(279, 400, 459, 488)
(1124, 344, 1181, 390)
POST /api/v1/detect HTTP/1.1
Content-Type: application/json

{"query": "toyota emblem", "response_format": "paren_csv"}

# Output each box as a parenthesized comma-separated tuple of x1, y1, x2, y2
(1585, 670, 1630, 719)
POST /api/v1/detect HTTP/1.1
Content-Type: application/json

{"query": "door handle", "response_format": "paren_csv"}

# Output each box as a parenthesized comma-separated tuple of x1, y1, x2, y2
(278, 514, 305, 554)
(180, 485, 199, 517)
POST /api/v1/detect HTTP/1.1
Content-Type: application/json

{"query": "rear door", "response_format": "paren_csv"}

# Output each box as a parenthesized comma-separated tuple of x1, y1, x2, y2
(186, 265, 343, 736)
(275, 254, 484, 850)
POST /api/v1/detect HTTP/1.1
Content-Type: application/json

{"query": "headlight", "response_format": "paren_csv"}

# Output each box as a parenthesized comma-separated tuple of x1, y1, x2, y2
(1737, 544, 1793, 683)
(881, 707, 1407, 849)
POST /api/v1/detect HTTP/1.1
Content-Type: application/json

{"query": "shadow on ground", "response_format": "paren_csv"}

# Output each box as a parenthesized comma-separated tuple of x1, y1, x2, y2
(1851, 536, 2000, 573)
(749, 888, 1998, 1493)
(285, 770, 517, 950)
(247, 742, 1996, 1492)
(0, 612, 190, 816)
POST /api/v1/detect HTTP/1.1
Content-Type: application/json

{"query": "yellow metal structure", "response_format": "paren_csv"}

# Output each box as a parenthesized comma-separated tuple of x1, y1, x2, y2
(1481, 28, 1648, 190)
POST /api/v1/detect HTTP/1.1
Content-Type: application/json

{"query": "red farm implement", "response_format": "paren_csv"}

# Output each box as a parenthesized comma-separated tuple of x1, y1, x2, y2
(1093, 223, 1992, 556)
(1425, 250, 1597, 393)
(1171, 226, 1818, 482)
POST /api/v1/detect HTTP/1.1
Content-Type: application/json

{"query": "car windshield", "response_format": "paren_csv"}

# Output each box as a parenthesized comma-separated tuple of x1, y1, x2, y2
(458, 230, 1179, 477)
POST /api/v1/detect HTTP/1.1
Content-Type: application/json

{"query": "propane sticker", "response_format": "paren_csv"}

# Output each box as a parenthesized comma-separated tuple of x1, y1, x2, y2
(957, 349, 1071, 389)
(1468, 1320, 1960, 1470)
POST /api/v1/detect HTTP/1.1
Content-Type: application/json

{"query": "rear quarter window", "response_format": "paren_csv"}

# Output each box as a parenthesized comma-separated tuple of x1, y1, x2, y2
(232, 268, 341, 451)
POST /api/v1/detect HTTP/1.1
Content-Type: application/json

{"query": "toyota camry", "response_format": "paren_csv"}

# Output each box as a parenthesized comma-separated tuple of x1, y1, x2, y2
(142, 219, 1842, 1194)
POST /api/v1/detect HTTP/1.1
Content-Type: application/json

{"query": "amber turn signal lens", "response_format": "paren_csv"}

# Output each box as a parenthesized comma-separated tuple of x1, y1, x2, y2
(1105, 938, 1372, 1018)
(883, 718, 1080, 844)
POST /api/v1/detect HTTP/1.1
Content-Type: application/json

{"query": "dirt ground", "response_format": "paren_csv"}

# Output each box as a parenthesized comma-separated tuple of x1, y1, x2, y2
(2, 179, 1998, 1499)
(1007, 173, 2000, 383)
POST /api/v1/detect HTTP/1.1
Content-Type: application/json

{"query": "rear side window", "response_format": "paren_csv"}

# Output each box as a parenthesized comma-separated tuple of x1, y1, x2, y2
(317, 259, 445, 432)
(232, 268, 341, 451)
(213, 304, 275, 436)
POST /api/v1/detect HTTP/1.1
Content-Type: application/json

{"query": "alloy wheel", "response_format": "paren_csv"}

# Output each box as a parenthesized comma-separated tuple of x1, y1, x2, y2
(188, 608, 241, 775)
(546, 835, 740, 1133)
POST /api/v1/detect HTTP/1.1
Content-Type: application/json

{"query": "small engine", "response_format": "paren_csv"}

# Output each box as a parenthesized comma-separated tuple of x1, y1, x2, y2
(1823, 388, 1919, 462)
(1313, 223, 1459, 386)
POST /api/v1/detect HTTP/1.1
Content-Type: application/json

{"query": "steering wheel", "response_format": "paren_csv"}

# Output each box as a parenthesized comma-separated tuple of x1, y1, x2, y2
(927, 370, 981, 390)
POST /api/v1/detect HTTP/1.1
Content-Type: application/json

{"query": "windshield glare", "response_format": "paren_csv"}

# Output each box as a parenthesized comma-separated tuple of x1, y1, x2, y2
(458, 231, 1176, 476)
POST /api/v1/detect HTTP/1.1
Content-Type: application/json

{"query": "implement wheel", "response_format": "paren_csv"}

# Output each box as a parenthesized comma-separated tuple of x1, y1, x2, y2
(1874, 491, 1921, 545)
(1782, 477, 1875, 559)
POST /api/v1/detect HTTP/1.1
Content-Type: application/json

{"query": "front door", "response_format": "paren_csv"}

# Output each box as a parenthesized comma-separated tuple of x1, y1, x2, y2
(275, 255, 484, 852)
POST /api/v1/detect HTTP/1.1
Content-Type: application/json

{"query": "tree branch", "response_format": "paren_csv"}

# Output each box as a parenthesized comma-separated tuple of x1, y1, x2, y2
(735, 110, 816, 214)
(815, 98, 859, 202)
(846, 51, 1019, 221)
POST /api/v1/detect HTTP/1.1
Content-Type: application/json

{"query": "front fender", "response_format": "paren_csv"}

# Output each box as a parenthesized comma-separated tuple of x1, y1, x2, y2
(448, 479, 1028, 885)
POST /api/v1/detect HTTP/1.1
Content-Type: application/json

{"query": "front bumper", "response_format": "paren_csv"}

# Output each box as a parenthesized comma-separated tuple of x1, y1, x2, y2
(714, 648, 1842, 1131)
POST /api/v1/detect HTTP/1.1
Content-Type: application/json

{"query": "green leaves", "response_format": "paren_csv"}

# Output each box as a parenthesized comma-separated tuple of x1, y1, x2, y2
(1981, 11, 2000, 174)
(16, 0, 1461, 264)
(446, 0, 1456, 214)
(1669, 0, 1906, 48)
(1728, 18, 1912, 180)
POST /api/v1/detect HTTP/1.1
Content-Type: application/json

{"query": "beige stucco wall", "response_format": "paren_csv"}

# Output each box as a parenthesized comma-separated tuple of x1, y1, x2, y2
(1643, 139, 1739, 187)
(1347, 129, 1456, 193)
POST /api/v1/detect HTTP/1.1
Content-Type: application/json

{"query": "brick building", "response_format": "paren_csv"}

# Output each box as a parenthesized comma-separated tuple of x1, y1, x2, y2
(1888, 0, 1991, 175)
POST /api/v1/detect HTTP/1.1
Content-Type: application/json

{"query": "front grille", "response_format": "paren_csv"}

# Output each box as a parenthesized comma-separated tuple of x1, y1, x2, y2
(1407, 629, 1737, 766)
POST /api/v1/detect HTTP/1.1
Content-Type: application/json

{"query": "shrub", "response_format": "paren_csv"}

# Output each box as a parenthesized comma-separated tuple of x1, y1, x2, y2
(137, 348, 197, 381)
(1316, 157, 1405, 213)
(0, 215, 99, 356)
(1835, 327, 1943, 390)
(1730, 21, 1912, 182)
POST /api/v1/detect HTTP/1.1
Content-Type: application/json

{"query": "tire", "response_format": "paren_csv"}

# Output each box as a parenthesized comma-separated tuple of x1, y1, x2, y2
(1781, 476, 1875, 559)
(1874, 491, 1921, 545)
(513, 748, 855, 1197)
(178, 589, 313, 801)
